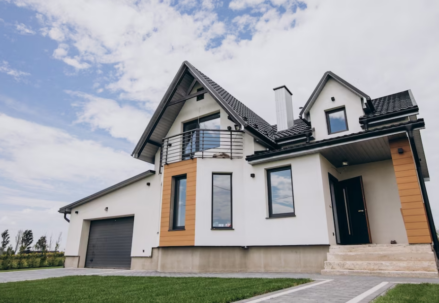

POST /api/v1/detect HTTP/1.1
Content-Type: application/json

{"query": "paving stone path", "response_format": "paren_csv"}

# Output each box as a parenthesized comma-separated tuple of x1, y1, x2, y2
(1, 268, 438, 302)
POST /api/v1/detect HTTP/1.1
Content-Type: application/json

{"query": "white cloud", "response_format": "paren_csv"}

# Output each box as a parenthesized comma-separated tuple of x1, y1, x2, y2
(229, 0, 266, 10)
(15, 22, 35, 34)
(0, 61, 30, 81)
(69, 91, 150, 143)
(0, 113, 149, 189)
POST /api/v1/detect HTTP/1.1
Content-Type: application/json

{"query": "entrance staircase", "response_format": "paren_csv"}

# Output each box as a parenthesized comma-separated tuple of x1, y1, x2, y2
(321, 244, 439, 278)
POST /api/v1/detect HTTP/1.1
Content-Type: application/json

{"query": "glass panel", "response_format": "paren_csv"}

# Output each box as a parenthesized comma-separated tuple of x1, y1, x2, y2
(269, 168, 294, 215)
(212, 174, 232, 228)
(328, 109, 347, 133)
(200, 115, 220, 150)
(174, 177, 187, 228)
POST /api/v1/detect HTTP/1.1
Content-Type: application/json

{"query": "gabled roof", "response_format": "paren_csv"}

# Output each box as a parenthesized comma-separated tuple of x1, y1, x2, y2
(299, 71, 371, 117)
(58, 170, 155, 214)
(132, 61, 278, 163)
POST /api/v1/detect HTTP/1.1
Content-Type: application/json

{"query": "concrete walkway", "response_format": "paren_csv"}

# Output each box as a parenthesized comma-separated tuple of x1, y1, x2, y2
(1, 269, 438, 302)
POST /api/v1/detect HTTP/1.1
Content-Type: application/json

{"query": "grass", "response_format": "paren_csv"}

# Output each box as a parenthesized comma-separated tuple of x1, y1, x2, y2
(374, 283, 439, 303)
(0, 266, 63, 273)
(0, 276, 310, 303)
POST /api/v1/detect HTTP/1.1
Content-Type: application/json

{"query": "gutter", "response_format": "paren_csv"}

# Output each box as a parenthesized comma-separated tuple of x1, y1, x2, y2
(64, 212, 70, 223)
(360, 106, 419, 129)
(406, 125, 439, 259)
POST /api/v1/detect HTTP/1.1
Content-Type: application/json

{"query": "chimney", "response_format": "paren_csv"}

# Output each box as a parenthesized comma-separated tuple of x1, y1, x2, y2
(273, 85, 294, 131)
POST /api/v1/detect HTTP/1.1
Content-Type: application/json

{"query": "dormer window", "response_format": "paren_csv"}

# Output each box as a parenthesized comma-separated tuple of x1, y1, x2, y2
(326, 107, 348, 134)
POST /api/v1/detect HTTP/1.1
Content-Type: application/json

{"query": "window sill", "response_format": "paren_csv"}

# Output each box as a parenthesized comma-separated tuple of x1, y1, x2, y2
(266, 214, 296, 219)
(168, 228, 185, 231)
(211, 227, 234, 230)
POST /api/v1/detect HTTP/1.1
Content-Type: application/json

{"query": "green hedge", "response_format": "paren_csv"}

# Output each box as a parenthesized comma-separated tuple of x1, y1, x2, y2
(0, 252, 65, 270)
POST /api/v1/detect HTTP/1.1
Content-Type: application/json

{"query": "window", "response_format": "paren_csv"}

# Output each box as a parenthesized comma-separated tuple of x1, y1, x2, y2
(326, 107, 348, 134)
(172, 175, 187, 230)
(267, 167, 295, 218)
(182, 113, 220, 159)
(196, 87, 204, 101)
(212, 173, 232, 229)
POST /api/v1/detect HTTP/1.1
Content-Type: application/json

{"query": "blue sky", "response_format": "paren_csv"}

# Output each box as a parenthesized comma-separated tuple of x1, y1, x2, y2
(1, 0, 439, 250)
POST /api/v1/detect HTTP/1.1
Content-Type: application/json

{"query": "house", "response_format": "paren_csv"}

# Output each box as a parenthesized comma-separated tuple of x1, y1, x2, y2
(59, 61, 439, 277)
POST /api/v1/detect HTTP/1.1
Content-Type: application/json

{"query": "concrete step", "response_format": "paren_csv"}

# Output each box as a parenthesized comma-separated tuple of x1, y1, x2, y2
(327, 251, 435, 262)
(329, 244, 433, 254)
(324, 260, 438, 272)
(321, 269, 439, 278)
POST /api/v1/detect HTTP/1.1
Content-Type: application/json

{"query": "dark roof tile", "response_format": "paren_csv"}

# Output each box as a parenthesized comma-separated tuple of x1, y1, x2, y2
(367, 90, 416, 117)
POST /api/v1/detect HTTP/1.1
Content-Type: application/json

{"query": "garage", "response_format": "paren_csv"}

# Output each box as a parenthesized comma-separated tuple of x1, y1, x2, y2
(85, 216, 134, 269)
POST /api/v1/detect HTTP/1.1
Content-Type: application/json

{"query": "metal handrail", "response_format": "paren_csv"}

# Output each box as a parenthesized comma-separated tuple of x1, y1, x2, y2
(160, 129, 244, 167)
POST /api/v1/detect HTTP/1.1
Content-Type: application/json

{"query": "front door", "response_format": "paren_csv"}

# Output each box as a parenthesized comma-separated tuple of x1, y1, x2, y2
(329, 174, 371, 245)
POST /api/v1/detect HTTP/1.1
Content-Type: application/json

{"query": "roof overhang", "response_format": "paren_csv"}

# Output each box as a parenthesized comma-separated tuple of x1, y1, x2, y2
(246, 119, 425, 165)
(300, 71, 371, 117)
(58, 170, 155, 214)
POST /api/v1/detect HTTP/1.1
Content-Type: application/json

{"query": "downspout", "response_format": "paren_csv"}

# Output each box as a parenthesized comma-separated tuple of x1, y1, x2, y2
(406, 125, 439, 258)
(64, 212, 70, 223)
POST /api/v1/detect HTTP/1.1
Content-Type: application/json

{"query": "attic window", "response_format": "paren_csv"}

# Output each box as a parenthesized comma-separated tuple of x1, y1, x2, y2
(326, 107, 348, 134)
(196, 87, 204, 101)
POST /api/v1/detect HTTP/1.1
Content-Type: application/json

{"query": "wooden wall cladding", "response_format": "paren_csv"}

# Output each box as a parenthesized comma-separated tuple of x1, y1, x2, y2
(389, 138, 432, 244)
(160, 159, 197, 247)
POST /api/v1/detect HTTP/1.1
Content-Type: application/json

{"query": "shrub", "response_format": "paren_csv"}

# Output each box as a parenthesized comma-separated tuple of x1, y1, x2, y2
(0, 252, 64, 270)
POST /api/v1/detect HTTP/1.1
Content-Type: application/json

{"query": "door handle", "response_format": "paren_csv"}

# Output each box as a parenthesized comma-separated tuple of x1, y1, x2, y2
(358, 210, 364, 212)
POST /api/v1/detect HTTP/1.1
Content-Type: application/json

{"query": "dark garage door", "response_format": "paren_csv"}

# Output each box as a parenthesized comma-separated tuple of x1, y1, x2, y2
(85, 216, 134, 269)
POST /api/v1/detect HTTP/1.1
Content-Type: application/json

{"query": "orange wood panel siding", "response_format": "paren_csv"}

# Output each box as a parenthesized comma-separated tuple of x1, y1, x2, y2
(389, 138, 432, 244)
(160, 159, 197, 247)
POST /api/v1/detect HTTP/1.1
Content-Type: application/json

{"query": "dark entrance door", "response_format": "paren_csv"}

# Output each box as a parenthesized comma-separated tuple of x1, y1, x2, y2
(329, 174, 371, 245)
(85, 217, 134, 269)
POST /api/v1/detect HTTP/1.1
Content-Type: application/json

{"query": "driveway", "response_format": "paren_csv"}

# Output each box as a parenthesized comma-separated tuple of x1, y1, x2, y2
(1, 269, 438, 302)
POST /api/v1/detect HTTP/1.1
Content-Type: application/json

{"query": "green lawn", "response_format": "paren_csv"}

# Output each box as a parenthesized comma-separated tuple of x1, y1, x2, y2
(374, 283, 439, 303)
(0, 276, 311, 303)
(0, 266, 63, 273)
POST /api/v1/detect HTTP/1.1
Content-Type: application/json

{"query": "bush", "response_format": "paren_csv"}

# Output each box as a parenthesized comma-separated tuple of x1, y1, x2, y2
(0, 252, 64, 270)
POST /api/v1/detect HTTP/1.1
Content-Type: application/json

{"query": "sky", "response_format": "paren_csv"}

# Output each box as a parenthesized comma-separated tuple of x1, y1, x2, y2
(0, 0, 438, 251)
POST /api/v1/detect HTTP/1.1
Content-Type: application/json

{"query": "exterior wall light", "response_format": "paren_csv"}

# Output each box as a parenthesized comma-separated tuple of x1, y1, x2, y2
(342, 161, 349, 166)
(250, 173, 255, 178)
(75, 211, 79, 214)
(331, 97, 335, 101)
(234, 124, 241, 131)
(105, 207, 108, 211)
(227, 126, 232, 131)
(398, 148, 404, 154)
(147, 182, 151, 186)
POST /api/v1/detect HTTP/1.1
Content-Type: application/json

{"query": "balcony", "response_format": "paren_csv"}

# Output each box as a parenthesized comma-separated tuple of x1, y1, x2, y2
(160, 129, 244, 166)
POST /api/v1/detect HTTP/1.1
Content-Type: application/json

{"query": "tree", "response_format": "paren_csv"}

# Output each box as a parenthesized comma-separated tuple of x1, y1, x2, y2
(55, 233, 62, 252)
(14, 230, 23, 253)
(20, 230, 33, 251)
(35, 236, 47, 252)
(1, 230, 9, 250)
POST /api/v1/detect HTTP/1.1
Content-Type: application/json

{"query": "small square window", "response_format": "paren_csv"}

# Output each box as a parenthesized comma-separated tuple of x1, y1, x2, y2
(196, 87, 204, 101)
(326, 107, 348, 134)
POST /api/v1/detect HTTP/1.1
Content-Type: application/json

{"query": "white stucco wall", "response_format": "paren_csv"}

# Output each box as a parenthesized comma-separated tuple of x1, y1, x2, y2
(64, 173, 161, 265)
(309, 79, 365, 141)
(244, 153, 330, 246)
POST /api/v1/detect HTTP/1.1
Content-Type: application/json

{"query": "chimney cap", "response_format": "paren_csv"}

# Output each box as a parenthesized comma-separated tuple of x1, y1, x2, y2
(273, 85, 292, 95)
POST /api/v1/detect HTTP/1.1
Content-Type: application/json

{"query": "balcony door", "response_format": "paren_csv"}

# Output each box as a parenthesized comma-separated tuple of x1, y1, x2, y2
(329, 174, 371, 245)
(182, 113, 220, 160)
